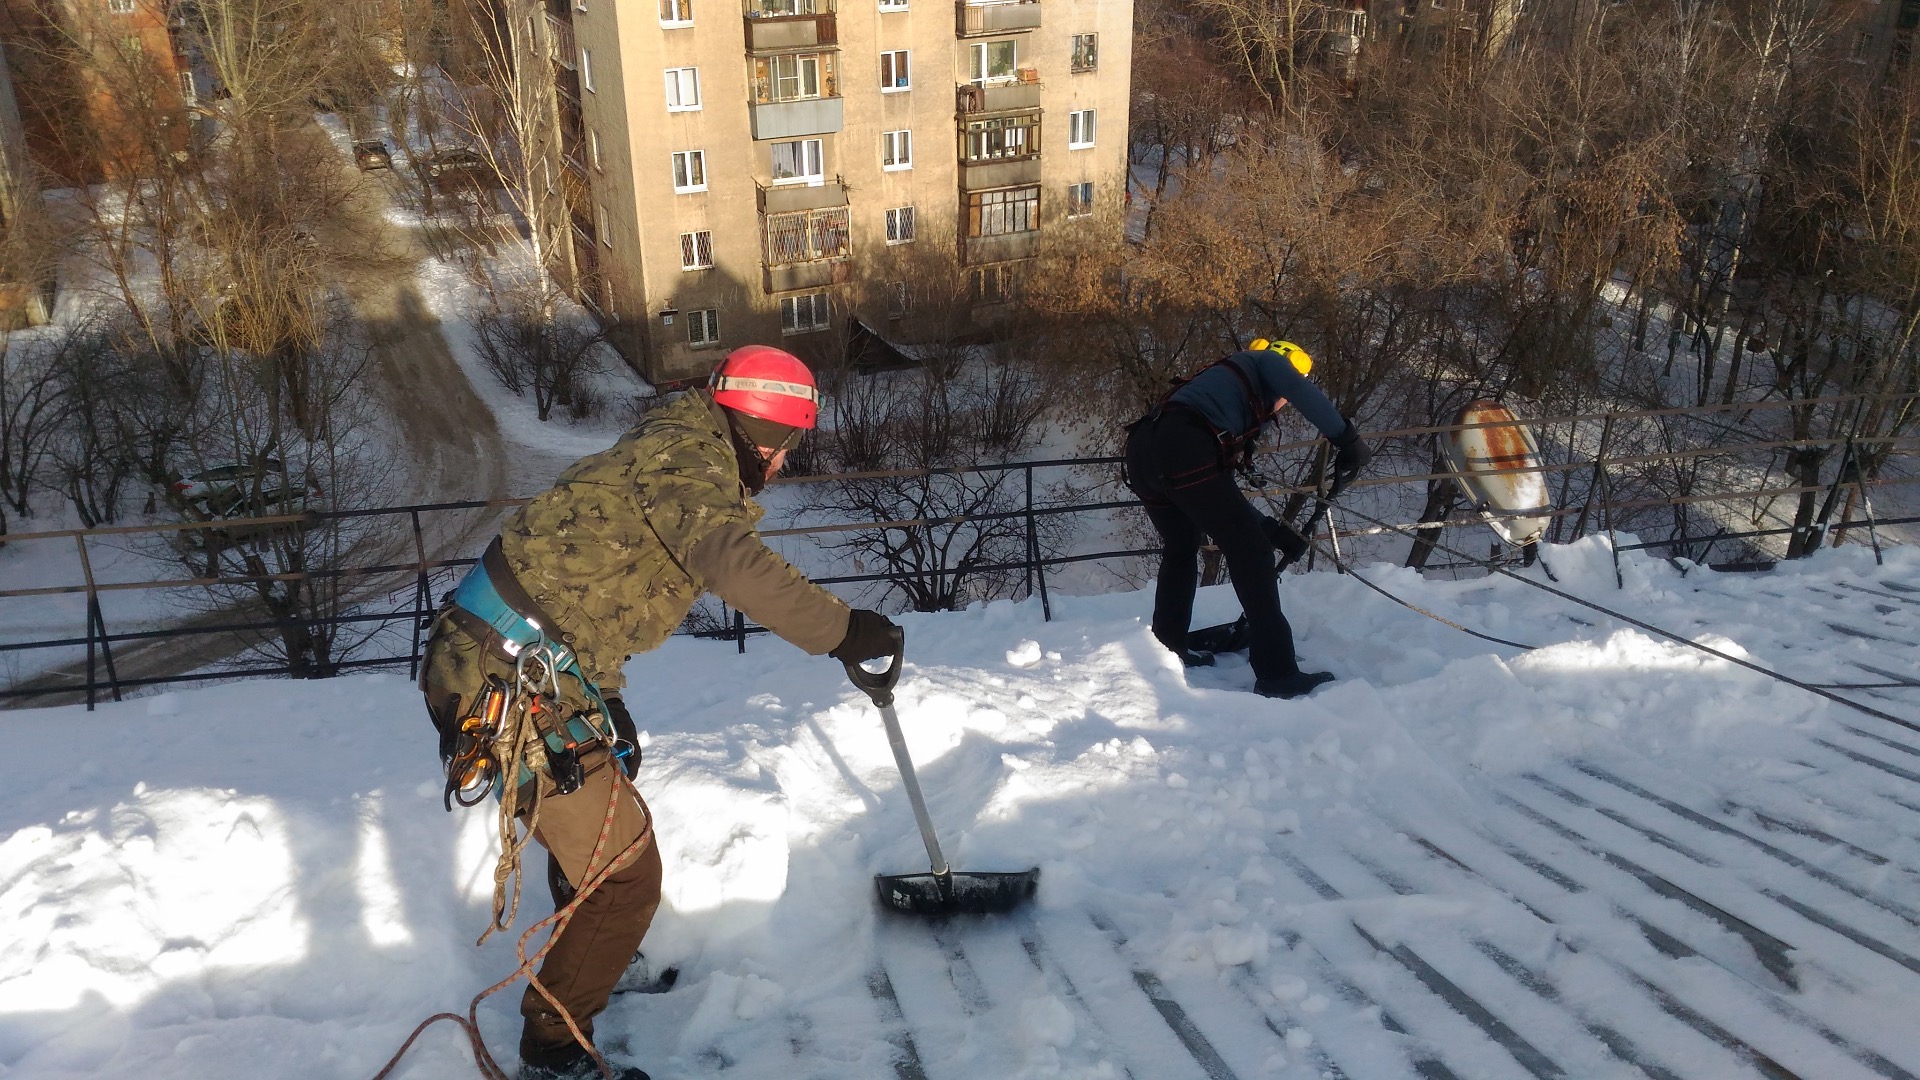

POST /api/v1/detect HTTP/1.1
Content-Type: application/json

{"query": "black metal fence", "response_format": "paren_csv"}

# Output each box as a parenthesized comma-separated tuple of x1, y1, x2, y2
(4, 394, 1913, 709)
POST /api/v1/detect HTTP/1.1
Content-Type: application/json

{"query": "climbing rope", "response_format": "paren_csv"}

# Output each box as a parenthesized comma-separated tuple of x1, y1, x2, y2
(372, 641, 655, 1080)
(1308, 498, 1920, 735)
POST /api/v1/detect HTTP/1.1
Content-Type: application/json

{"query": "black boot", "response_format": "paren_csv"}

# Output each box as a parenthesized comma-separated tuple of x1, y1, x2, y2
(1174, 648, 1216, 667)
(1254, 670, 1335, 699)
(519, 1038, 651, 1080)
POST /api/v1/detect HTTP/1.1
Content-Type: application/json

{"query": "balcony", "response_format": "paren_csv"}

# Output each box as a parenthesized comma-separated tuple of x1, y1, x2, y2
(963, 231, 1039, 265)
(744, 11, 838, 50)
(761, 202, 852, 292)
(959, 156, 1040, 190)
(749, 96, 844, 139)
(955, 79, 1040, 115)
(757, 177, 848, 214)
(955, 0, 1040, 37)
(546, 13, 577, 68)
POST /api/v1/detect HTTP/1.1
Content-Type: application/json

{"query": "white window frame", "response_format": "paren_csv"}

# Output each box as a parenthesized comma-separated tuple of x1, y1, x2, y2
(672, 150, 708, 193)
(581, 48, 595, 92)
(178, 69, 197, 106)
(881, 130, 912, 171)
(878, 0, 908, 9)
(880, 50, 911, 92)
(770, 138, 824, 186)
(780, 292, 832, 334)
(688, 308, 720, 346)
(969, 40, 1017, 85)
(1068, 109, 1096, 149)
(107, 0, 136, 13)
(885, 205, 915, 244)
(589, 129, 602, 171)
(1067, 181, 1093, 219)
(680, 230, 714, 270)
(665, 67, 702, 111)
(660, 0, 694, 25)
(596, 204, 613, 246)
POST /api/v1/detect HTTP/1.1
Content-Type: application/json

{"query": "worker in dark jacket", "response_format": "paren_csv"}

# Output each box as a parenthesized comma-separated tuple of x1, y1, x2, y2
(419, 346, 899, 1080)
(1124, 340, 1372, 699)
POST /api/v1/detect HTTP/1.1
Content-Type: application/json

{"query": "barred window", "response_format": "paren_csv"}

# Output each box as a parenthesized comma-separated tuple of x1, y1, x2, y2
(680, 230, 713, 269)
(885, 205, 915, 244)
(965, 115, 1037, 161)
(687, 308, 719, 345)
(780, 292, 831, 334)
(764, 206, 850, 264)
(965, 186, 1039, 237)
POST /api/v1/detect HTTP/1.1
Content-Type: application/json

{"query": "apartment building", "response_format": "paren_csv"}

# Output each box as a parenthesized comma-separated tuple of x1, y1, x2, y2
(524, 0, 1132, 384)
(0, 42, 51, 329)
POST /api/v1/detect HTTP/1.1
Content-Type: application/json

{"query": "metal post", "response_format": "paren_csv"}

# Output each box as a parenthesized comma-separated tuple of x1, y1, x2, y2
(409, 509, 430, 680)
(735, 608, 747, 654)
(1600, 460, 1623, 590)
(74, 535, 120, 708)
(1023, 466, 1035, 602)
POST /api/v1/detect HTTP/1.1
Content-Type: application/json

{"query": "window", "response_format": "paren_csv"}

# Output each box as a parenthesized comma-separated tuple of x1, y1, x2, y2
(764, 207, 850, 264)
(887, 281, 909, 320)
(688, 309, 720, 346)
(589, 129, 602, 170)
(880, 50, 911, 91)
(1851, 31, 1872, 61)
(665, 67, 701, 111)
(881, 130, 912, 170)
(966, 185, 1039, 236)
(780, 292, 831, 334)
(595, 204, 613, 246)
(1068, 109, 1096, 149)
(582, 48, 595, 92)
(1071, 33, 1098, 72)
(969, 263, 1015, 304)
(661, 0, 693, 23)
(178, 70, 197, 106)
(965, 114, 1038, 160)
(755, 0, 819, 12)
(885, 205, 915, 244)
(672, 150, 707, 192)
(771, 138, 824, 184)
(1067, 181, 1093, 218)
(879, 0, 908, 9)
(970, 40, 1017, 84)
(108, 0, 136, 12)
(680, 230, 714, 270)
(760, 53, 822, 101)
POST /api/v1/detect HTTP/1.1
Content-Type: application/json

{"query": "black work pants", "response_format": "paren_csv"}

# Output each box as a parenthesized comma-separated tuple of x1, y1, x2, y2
(1125, 411, 1300, 681)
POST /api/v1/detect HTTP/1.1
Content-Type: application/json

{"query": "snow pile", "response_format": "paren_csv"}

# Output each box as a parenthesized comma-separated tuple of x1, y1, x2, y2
(2, 539, 1917, 1078)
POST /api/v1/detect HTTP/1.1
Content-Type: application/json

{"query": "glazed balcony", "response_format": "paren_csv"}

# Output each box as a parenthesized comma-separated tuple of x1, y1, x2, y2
(956, 0, 1040, 37)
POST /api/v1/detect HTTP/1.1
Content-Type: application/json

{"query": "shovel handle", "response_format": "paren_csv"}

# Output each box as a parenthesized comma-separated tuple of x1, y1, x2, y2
(842, 625, 906, 708)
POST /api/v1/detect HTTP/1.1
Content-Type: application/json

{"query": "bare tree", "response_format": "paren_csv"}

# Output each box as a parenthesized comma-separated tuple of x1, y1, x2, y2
(470, 272, 611, 421)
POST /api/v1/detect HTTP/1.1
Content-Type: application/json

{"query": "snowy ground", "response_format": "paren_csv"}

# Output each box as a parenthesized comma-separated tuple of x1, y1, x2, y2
(5, 536, 1920, 1079)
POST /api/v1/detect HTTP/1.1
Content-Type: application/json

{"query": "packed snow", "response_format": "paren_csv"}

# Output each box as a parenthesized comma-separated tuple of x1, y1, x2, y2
(4, 538, 1920, 1079)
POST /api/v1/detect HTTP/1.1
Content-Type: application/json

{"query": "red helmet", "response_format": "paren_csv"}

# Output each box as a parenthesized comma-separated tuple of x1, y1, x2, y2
(709, 345, 820, 429)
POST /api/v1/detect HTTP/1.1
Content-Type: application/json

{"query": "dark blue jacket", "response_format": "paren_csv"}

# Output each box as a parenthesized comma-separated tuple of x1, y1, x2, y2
(1167, 351, 1348, 442)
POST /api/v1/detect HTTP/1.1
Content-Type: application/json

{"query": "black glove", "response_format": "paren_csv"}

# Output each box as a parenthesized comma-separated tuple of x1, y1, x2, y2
(603, 695, 640, 778)
(830, 608, 900, 665)
(1329, 419, 1372, 486)
(1262, 515, 1310, 563)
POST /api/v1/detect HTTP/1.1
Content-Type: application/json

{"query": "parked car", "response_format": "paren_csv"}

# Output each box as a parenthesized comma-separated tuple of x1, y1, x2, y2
(173, 460, 319, 519)
(353, 140, 393, 171)
(423, 147, 496, 189)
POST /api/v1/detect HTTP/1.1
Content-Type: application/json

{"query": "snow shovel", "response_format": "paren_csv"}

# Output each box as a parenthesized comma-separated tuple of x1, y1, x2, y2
(844, 628, 1039, 915)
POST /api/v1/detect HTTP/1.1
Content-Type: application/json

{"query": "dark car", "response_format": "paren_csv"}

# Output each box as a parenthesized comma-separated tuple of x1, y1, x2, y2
(173, 460, 320, 519)
(423, 147, 495, 189)
(353, 140, 393, 171)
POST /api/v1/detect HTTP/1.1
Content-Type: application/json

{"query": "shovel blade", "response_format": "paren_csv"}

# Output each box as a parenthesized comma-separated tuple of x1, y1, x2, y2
(875, 868, 1040, 915)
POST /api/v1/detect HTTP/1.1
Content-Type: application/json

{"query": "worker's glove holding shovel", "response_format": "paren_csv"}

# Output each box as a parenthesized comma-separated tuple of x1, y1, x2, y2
(831, 609, 901, 665)
(1329, 419, 1373, 490)
(1262, 516, 1311, 563)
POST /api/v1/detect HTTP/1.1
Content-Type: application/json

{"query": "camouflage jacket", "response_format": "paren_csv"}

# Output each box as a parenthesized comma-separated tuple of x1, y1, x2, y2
(499, 390, 850, 690)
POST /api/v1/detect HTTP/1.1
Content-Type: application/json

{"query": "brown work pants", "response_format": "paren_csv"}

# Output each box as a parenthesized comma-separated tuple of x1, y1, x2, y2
(419, 614, 664, 1056)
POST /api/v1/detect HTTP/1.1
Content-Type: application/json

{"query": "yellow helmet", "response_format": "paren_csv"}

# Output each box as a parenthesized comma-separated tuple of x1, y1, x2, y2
(1248, 338, 1312, 376)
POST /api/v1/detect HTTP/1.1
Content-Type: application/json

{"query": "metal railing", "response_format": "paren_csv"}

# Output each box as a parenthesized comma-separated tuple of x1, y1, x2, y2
(2, 394, 1912, 708)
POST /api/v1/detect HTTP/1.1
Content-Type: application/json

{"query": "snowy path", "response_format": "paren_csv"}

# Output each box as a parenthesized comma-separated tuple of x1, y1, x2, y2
(4, 538, 1920, 1079)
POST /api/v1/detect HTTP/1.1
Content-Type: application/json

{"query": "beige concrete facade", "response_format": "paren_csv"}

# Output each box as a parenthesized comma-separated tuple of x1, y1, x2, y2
(534, 0, 1131, 384)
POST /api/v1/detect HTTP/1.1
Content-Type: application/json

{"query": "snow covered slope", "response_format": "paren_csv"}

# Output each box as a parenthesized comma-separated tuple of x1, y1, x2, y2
(5, 538, 1920, 1080)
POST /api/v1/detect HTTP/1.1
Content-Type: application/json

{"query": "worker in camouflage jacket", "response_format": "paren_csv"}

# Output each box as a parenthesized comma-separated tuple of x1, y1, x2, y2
(419, 346, 899, 1080)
